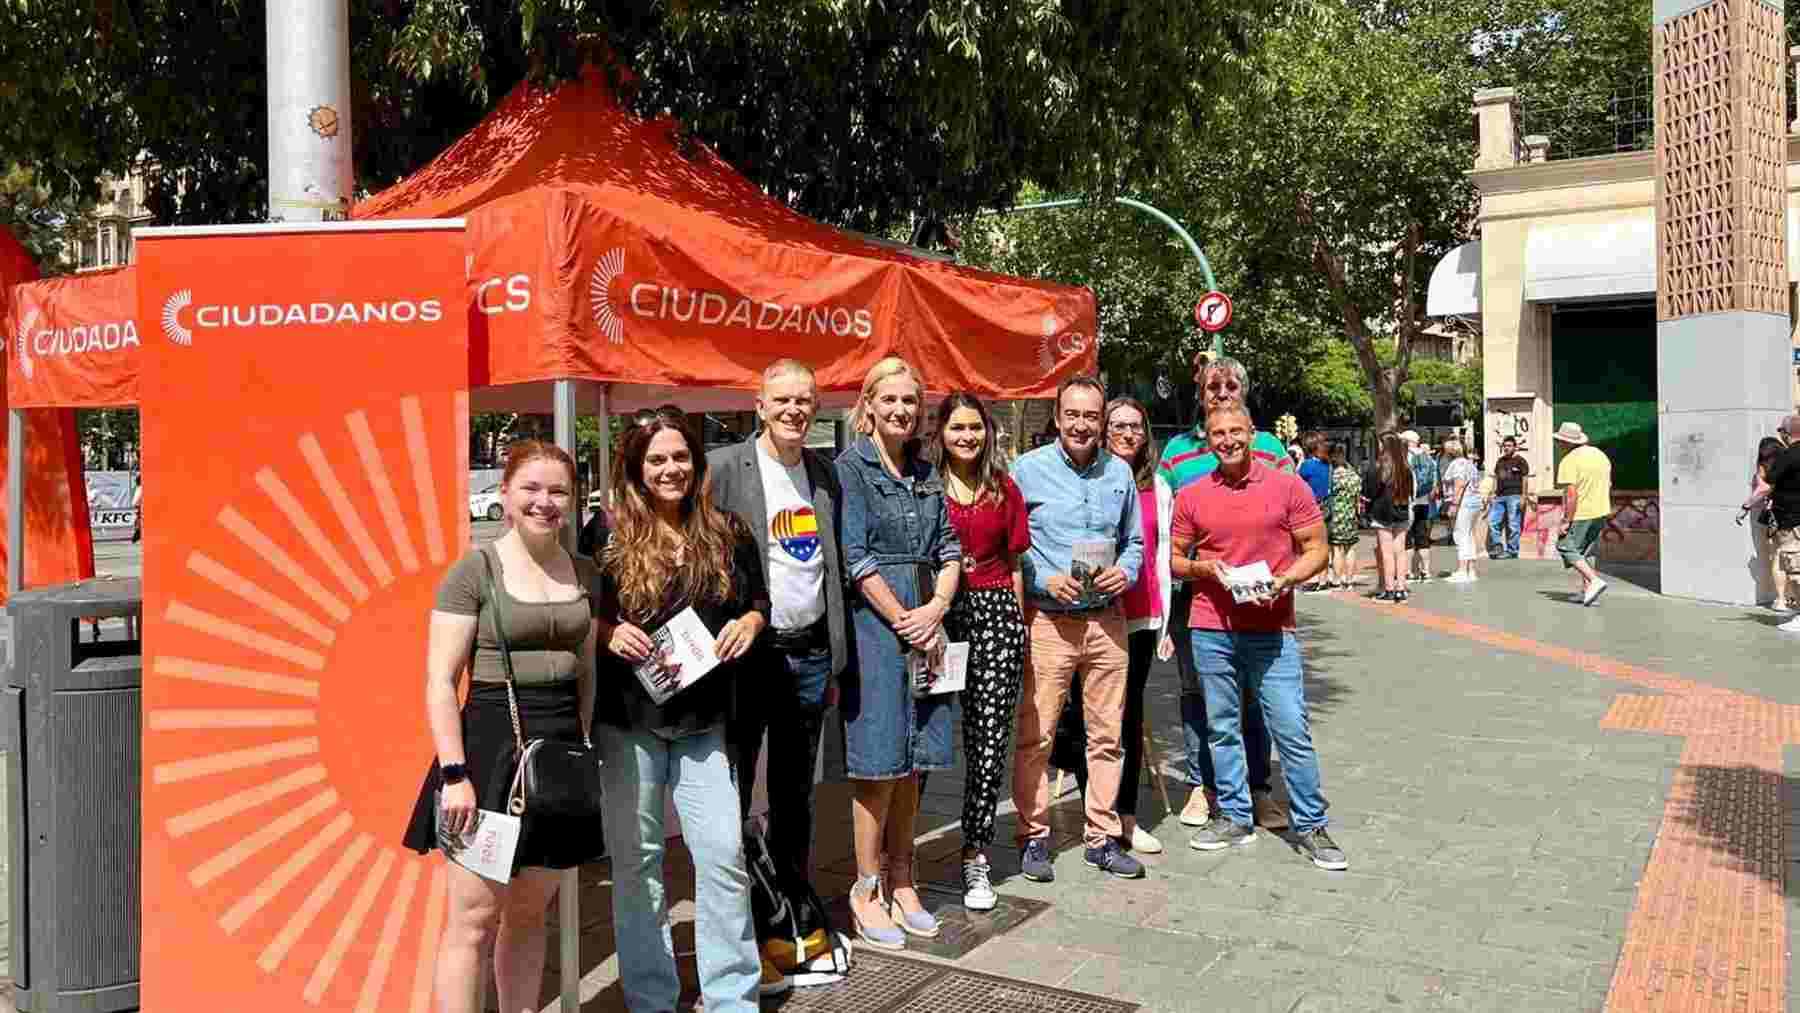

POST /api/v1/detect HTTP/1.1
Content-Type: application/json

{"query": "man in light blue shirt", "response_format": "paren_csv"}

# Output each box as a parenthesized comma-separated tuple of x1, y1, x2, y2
(1009, 376, 1146, 882)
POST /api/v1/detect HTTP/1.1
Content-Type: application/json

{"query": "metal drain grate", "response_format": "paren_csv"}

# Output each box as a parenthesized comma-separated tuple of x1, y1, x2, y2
(765, 951, 1138, 1013)
(823, 885, 1050, 961)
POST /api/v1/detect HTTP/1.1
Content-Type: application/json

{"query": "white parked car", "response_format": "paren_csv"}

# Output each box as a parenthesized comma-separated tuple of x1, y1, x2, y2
(469, 483, 504, 521)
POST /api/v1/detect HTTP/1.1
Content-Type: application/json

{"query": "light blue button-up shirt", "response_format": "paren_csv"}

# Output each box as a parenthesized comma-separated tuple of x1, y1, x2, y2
(1010, 441, 1143, 611)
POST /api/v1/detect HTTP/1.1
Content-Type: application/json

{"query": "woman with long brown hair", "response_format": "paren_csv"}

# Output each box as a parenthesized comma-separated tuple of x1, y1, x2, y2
(594, 408, 766, 1012)
(1360, 432, 1414, 602)
(404, 440, 602, 1013)
(836, 358, 962, 948)
(930, 391, 1030, 910)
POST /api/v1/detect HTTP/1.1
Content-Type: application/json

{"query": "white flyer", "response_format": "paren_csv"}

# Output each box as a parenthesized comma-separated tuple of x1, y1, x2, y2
(1069, 539, 1117, 608)
(907, 640, 970, 696)
(436, 802, 520, 884)
(1221, 560, 1278, 604)
(633, 607, 722, 705)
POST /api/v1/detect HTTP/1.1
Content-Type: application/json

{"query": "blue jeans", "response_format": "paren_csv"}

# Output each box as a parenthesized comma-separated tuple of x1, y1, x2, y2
(599, 723, 760, 1013)
(1488, 495, 1523, 556)
(1189, 631, 1328, 833)
(1169, 612, 1271, 793)
(728, 642, 831, 877)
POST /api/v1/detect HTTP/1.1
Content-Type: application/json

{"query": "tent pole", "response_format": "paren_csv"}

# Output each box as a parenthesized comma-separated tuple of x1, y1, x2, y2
(549, 378, 581, 1012)
(8, 409, 22, 595)
(595, 385, 611, 496)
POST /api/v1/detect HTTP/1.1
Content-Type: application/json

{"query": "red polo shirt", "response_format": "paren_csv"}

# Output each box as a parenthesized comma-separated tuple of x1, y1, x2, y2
(1171, 463, 1322, 633)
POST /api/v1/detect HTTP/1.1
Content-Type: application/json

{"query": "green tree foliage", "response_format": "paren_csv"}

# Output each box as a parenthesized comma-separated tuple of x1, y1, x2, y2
(0, 1, 1271, 230)
(0, 163, 89, 272)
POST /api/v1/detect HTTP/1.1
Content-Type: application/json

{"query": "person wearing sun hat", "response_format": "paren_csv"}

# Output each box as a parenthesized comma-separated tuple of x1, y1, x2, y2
(1552, 422, 1612, 606)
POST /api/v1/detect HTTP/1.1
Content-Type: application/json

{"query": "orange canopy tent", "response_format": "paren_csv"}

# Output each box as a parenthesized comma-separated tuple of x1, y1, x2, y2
(354, 67, 1097, 413)
(0, 228, 98, 599)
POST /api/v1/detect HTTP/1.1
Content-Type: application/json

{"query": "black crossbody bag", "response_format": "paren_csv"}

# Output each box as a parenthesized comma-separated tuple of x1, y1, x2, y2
(479, 547, 604, 819)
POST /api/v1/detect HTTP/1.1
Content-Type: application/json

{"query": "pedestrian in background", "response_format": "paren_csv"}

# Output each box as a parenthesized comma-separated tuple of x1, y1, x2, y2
(1325, 441, 1361, 589)
(1297, 432, 1332, 593)
(1402, 431, 1438, 582)
(1552, 422, 1613, 607)
(836, 358, 963, 947)
(1439, 438, 1482, 583)
(594, 410, 767, 1013)
(1742, 435, 1787, 610)
(1488, 436, 1530, 559)
(1362, 433, 1414, 602)
(933, 392, 1030, 910)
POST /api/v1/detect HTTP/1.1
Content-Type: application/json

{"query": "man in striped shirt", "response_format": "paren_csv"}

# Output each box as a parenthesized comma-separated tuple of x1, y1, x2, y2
(1158, 353, 1293, 831)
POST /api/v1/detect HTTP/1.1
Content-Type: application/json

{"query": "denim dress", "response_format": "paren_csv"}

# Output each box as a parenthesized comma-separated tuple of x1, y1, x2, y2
(835, 436, 963, 779)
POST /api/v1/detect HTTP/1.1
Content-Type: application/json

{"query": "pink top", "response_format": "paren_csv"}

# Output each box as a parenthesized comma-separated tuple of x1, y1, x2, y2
(1121, 485, 1161, 623)
(946, 475, 1031, 591)
(1171, 465, 1323, 633)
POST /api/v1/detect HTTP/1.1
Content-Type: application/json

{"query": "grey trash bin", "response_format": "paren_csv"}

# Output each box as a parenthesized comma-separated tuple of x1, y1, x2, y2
(3, 579, 142, 1013)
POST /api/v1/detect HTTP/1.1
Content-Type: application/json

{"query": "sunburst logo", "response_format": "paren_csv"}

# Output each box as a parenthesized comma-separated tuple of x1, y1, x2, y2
(149, 391, 466, 1010)
(16, 308, 36, 380)
(163, 290, 195, 346)
(1037, 312, 1088, 371)
(588, 247, 625, 344)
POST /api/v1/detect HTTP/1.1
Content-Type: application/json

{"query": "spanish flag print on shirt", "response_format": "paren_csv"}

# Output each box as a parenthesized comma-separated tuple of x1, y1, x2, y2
(758, 452, 828, 630)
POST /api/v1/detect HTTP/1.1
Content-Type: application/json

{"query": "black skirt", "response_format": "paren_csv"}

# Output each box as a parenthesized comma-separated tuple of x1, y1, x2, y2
(402, 681, 605, 871)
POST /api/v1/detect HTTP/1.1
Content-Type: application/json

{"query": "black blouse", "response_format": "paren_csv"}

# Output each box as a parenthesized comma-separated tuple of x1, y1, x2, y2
(593, 525, 767, 735)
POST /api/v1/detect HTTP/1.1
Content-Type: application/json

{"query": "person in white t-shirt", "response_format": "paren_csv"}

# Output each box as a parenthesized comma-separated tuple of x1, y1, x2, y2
(706, 360, 848, 884)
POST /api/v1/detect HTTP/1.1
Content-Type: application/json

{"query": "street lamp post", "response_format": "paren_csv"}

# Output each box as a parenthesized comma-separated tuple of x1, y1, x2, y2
(985, 196, 1225, 357)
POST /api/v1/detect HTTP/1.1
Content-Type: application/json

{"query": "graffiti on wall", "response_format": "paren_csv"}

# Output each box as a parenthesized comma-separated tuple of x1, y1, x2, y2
(1516, 492, 1660, 563)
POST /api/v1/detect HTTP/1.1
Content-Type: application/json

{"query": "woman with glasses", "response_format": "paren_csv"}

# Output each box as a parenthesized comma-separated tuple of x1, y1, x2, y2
(836, 358, 962, 949)
(593, 407, 767, 1012)
(931, 392, 1030, 910)
(1048, 397, 1173, 855)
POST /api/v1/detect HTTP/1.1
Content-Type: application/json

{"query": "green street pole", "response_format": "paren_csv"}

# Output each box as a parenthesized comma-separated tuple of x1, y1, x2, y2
(985, 196, 1224, 357)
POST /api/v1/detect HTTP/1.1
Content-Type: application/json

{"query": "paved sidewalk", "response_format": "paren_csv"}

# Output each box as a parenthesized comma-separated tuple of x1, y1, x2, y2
(526, 557, 1796, 1012)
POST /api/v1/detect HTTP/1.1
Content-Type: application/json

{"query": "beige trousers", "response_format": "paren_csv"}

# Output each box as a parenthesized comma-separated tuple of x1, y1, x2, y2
(1013, 606, 1128, 848)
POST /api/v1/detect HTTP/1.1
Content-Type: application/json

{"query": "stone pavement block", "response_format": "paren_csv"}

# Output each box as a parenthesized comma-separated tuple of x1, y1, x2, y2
(1012, 881, 1171, 927)
(1478, 917, 1622, 963)
(1202, 947, 1488, 1006)
(1196, 851, 1405, 905)
(1350, 930, 1592, 993)
(1393, 879, 1622, 935)
(1026, 910, 1232, 970)
(1060, 961, 1307, 1013)
(954, 935, 1094, 986)
(1265, 890, 1489, 942)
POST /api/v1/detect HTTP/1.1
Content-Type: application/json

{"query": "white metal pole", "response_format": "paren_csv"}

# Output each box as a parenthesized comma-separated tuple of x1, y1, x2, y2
(266, 0, 354, 221)
(7, 409, 21, 595)
(550, 378, 580, 1012)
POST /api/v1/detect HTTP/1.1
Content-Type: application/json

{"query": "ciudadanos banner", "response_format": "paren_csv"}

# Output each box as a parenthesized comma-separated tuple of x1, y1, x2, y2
(135, 220, 470, 1013)
(7, 265, 139, 408)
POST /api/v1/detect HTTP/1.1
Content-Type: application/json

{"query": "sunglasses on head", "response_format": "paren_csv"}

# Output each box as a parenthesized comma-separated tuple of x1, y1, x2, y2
(633, 405, 686, 428)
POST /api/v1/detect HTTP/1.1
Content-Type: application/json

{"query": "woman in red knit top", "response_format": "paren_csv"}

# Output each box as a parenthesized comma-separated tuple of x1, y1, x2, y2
(932, 392, 1030, 912)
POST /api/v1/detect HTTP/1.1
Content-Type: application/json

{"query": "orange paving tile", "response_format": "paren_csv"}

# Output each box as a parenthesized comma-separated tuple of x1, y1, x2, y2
(1340, 594, 1788, 1012)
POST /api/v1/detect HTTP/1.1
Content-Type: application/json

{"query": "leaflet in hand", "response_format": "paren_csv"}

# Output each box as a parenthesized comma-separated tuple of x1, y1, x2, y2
(1220, 561, 1278, 604)
(1068, 539, 1117, 608)
(907, 640, 970, 696)
(633, 607, 722, 705)
(436, 801, 520, 884)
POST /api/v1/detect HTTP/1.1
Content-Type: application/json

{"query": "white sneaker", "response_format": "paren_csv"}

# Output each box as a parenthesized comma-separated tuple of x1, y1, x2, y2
(1778, 614, 1800, 634)
(961, 855, 997, 910)
(1129, 825, 1164, 854)
(1581, 578, 1609, 606)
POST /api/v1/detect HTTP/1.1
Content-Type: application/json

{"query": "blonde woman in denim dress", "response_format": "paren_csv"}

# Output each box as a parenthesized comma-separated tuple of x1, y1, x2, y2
(834, 357, 963, 950)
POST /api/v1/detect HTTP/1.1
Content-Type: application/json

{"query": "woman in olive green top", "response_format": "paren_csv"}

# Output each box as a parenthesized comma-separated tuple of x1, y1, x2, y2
(402, 441, 602, 1013)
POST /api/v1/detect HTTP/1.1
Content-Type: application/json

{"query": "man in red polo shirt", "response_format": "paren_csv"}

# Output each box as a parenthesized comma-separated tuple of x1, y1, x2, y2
(1168, 401, 1346, 870)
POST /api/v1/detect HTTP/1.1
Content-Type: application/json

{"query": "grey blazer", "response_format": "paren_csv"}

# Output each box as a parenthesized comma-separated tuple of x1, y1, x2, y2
(706, 436, 849, 676)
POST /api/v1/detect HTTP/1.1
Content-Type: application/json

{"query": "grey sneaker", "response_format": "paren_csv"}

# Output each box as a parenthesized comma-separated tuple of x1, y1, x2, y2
(1296, 827, 1348, 870)
(1020, 837, 1055, 882)
(1083, 839, 1145, 879)
(1188, 816, 1255, 852)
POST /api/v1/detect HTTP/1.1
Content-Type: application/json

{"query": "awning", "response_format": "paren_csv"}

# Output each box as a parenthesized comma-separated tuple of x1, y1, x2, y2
(1426, 241, 1481, 317)
(1523, 218, 1655, 302)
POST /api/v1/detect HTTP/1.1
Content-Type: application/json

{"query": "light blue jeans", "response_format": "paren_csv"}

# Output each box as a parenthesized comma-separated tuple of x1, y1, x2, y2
(598, 723, 760, 1013)
(1190, 631, 1329, 833)
(1488, 494, 1524, 556)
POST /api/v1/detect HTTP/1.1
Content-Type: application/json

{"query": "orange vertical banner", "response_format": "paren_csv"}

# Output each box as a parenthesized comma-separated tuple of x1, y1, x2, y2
(0, 226, 94, 601)
(134, 221, 468, 1013)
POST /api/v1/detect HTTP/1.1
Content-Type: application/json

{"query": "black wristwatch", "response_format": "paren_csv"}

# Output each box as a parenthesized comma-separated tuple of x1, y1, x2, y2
(440, 762, 469, 785)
